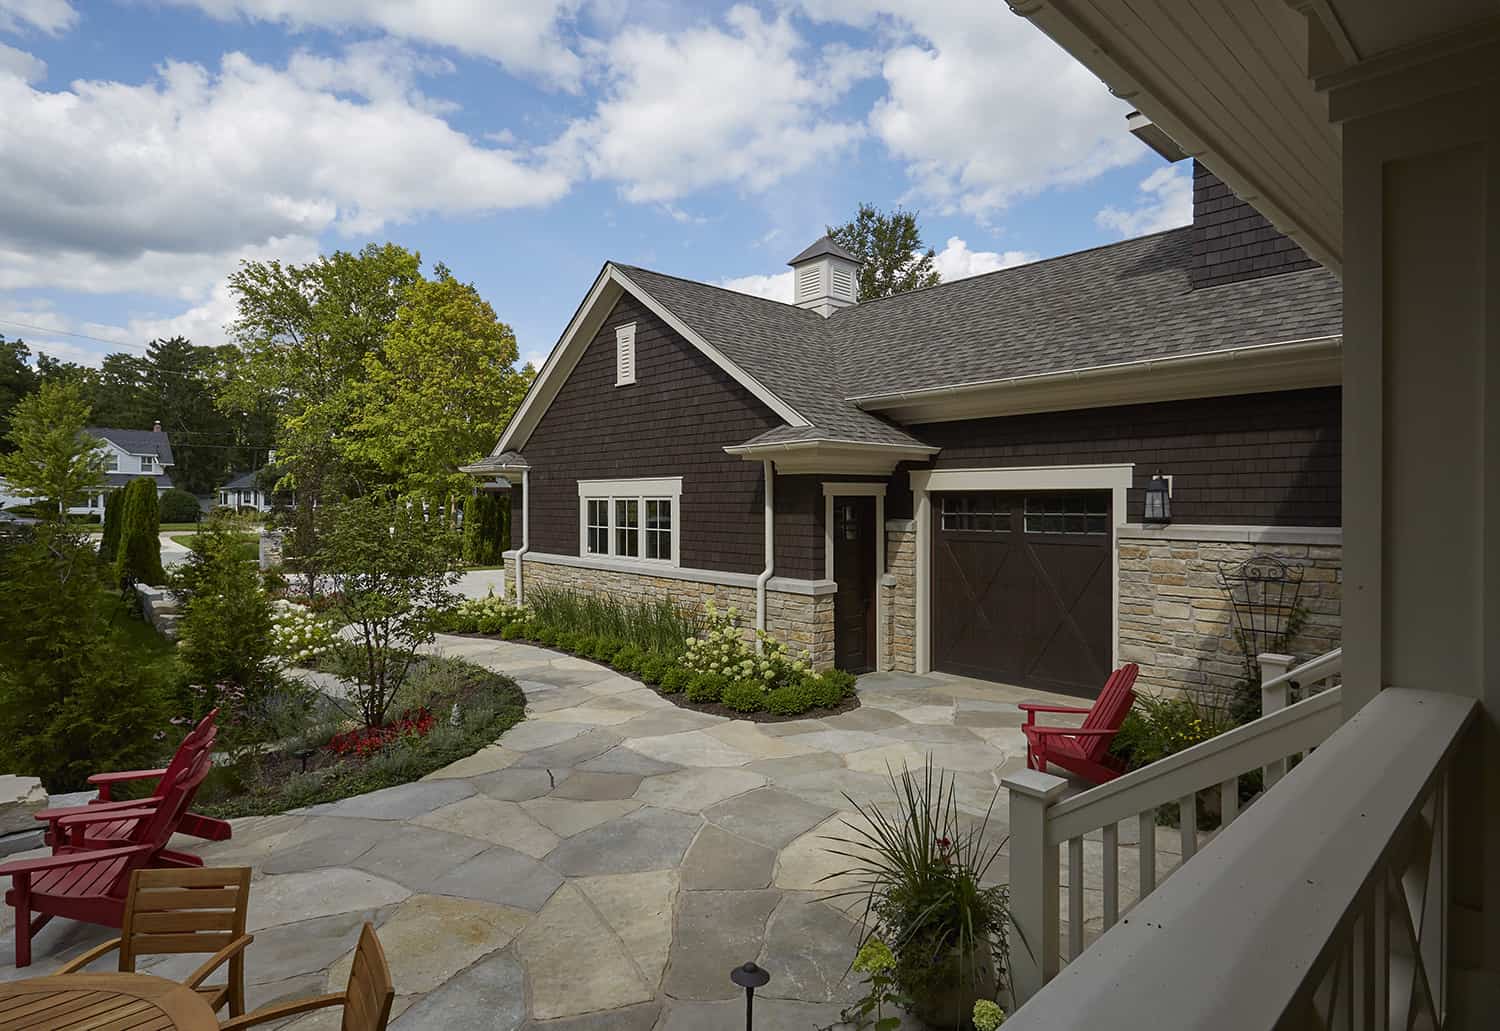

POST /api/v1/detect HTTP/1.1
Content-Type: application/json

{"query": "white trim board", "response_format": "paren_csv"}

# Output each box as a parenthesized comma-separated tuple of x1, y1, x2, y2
(506, 549, 837, 596)
(577, 476, 683, 498)
(909, 463, 1134, 676)
(495, 264, 808, 455)
(1118, 523, 1343, 546)
(823, 483, 888, 672)
(577, 477, 683, 569)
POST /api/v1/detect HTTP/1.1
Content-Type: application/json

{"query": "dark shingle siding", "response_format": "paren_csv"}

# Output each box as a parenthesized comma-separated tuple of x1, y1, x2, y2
(522, 295, 781, 575)
(1190, 160, 1320, 289)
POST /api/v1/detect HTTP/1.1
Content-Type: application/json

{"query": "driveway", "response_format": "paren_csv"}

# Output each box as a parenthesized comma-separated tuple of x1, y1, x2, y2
(1, 636, 1121, 1028)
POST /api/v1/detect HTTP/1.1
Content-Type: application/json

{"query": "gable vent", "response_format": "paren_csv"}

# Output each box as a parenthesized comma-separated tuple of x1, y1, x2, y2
(797, 265, 822, 297)
(615, 322, 636, 386)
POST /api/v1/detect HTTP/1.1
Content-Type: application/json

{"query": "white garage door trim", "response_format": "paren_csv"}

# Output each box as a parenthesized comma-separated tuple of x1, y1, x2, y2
(911, 464, 1134, 676)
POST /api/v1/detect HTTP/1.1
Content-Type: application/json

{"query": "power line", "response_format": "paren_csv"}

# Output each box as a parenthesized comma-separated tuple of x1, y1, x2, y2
(0, 318, 158, 352)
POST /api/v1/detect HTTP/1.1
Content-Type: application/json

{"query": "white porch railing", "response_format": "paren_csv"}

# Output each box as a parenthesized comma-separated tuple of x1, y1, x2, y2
(1003, 647, 1345, 1002)
(1002, 685, 1477, 1028)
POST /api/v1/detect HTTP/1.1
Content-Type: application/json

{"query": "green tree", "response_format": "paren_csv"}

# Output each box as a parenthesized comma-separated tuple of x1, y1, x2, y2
(0, 380, 107, 518)
(828, 203, 941, 300)
(173, 513, 275, 700)
(318, 494, 461, 727)
(348, 267, 533, 503)
(462, 492, 509, 566)
(115, 476, 165, 586)
(0, 335, 39, 452)
(99, 488, 124, 562)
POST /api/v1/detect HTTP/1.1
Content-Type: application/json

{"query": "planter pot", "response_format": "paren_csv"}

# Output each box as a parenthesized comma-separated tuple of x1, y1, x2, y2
(908, 945, 998, 1030)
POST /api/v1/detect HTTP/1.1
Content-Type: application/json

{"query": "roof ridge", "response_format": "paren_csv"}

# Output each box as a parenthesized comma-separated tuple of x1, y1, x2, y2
(613, 262, 824, 320)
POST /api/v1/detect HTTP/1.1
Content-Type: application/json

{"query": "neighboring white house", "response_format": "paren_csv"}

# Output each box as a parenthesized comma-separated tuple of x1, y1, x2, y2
(216, 469, 271, 513)
(0, 423, 177, 517)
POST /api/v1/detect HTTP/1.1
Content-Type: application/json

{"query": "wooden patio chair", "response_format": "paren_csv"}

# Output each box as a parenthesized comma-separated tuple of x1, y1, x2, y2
(219, 923, 394, 1030)
(2, 749, 212, 966)
(33, 710, 232, 865)
(1019, 663, 1140, 785)
(55, 866, 254, 1017)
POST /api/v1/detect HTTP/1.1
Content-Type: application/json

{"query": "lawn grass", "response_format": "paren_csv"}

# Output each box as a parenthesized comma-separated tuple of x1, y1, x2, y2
(169, 532, 259, 562)
(83, 521, 206, 534)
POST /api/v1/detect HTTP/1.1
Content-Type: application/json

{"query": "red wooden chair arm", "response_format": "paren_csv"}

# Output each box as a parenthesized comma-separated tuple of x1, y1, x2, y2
(0, 843, 151, 877)
(1023, 726, 1122, 738)
(56, 807, 157, 829)
(36, 796, 162, 823)
(87, 767, 169, 801)
(1017, 702, 1092, 714)
(184, 933, 254, 989)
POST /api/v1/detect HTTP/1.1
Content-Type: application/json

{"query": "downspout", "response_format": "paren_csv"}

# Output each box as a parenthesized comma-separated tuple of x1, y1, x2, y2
(755, 459, 774, 650)
(514, 470, 531, 603)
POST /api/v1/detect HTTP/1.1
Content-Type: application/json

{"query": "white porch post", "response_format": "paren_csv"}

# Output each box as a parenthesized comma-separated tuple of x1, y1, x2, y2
(1004, 768, 1068, 1003)
(1258, 652, 1296, 788)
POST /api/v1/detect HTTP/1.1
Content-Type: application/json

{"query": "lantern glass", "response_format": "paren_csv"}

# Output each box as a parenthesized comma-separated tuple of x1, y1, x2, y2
(1144, 473, 1171, 525)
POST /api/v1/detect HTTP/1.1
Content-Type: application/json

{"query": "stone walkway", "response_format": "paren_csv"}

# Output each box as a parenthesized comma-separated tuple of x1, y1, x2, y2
(1, 637, 1183, 1028)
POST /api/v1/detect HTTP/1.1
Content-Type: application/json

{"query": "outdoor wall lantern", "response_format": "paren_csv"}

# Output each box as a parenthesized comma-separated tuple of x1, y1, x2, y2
(730, 961, 770, 1030)
(1144, 470, 1172, 526)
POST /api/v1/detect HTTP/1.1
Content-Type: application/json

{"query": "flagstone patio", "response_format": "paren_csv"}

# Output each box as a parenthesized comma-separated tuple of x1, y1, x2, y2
(0, 635, 1181, 1029)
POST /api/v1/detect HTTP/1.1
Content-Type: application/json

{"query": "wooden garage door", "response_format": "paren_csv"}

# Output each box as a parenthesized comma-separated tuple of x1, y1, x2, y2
(933, 491, 1112, 696)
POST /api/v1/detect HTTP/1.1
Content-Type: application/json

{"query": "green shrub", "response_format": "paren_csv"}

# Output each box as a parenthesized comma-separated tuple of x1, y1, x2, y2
(527, 584, 703, 657)
(765, 680, 816, 717)
(99, 489, 124, 563)
(114, 476, 165, 586)
(638, 654, 670, 685)
(534, 626, 557, 647)
(500, 621, 526, 640)
(722, 680, 769, 713)
(561, 632, 587, 654)
(461, 493, 508, 566)
(658, 666, 690, 694)
(799, 668, 855, 708)
(612, 643, 646, 674)
(588, 636, 624, 664)
(1109, 692, 1235, 770)
(158, 488, 202, 524)
(684, 600, 809, 687)
(685, 672, 726, 703)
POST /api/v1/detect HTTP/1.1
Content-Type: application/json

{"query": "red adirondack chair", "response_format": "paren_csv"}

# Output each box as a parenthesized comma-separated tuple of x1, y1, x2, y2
(33, 710, 231, 865)
(3, 748, 213, 966)
(1020, 664, 1139, 785)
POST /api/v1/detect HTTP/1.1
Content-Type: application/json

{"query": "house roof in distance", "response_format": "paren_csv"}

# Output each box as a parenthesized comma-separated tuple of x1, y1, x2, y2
(787, 235, 861, 265)
(220, 470, 260, 491)
(88, 425, 175, 466)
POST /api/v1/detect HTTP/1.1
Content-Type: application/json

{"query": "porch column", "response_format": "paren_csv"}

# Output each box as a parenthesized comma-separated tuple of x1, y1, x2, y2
(1329, 47, 1500, 1011)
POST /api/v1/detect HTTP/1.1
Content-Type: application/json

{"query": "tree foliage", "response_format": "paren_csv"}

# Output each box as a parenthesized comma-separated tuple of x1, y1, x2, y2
(0, 380, 106, 518)
(159, 488, 203, 524)
(173, 512, 275, 702)
(462, 492, 509, 566)
(828, 203, 941, 300)
(348, 267, 533, 502)
(115, 476, 165, 586)
(0, 335, 39, 453)
(99, 488, 124, 563)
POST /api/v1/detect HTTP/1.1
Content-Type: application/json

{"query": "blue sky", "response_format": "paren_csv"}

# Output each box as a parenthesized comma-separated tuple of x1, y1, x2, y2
(0, 0, 1191, 371)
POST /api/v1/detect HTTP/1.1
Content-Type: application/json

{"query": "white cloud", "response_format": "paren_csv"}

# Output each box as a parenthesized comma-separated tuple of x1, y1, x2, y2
(0, 41, 44, 81)
(719, 269, 794, 303)
(162, 0, 586, 90)
(1095, 165, 1192, 237)
(797, 1, 1143, 216)
(0, 0, 76, 35)
(930, 236, 1036, 280)
(553, 5, 864, 203)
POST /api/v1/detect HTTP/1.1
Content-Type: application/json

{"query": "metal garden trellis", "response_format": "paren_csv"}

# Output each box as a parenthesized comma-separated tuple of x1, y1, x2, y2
(1216, 554, 1306, 660)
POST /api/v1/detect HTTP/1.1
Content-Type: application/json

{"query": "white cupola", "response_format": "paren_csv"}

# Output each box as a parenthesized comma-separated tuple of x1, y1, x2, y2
(787, 236, 861, 317)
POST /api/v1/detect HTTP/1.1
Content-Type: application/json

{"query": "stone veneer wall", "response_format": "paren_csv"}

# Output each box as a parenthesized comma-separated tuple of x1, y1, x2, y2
(886, 521, 917, 673)
(1118, 531, 1342, 698)
(518, 557, 837, 670)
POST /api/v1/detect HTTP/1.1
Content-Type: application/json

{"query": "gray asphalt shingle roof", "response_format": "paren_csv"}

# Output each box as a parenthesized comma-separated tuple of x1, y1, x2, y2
(88, 426, 175, 465)
(221, 470, 259, 490)
(612, 227, 1341, 448)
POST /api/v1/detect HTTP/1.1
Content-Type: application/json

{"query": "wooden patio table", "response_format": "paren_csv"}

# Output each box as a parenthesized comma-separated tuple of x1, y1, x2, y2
(0, 971, 218, 1029)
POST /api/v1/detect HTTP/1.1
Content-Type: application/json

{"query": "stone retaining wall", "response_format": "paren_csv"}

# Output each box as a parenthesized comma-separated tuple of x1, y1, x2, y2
(518, 557, 836, 669)
(1118, 532, 1342, 698)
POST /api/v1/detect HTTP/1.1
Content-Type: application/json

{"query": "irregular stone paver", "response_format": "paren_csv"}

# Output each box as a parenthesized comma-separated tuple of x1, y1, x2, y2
(249, 868, 410, 931)
(680, 824, 775, 891)
(775, 813, 879, 892)
(430, 845, 565, 911)
(549, 771, 643, 800)
(579, 747, 682, 777)
(328, 894, 529, 994)
(632, 767, 766, 813)
(845, 740, 1005, 775)
(614, 709, 724, 738)
(546, 806, 701, 877)
(758, 893, 861, 1004)
(258, 816, 390, 876)
(783, 729, 893, 755)
(744, 752, 843, 783)
(414, 795, 562, 858)
(703, 787, 835, 850)
(513, 727, 625, 768)
(663, 889, 780, 1001)
(500, 720, 595, 751)
(392, 946, 527, 1030)
(352, 825, 489, 890)
(775, 768, 901, 813)
(526, 1001, 662, 1030)
(474, 766, 573, 801)
(625, 730, 754, 768)
(574, 870, 678, 992)
(704, 721, 820, 759)
(301, 779, 474, 821)
(534, 703, 647, 726)
(522, 797, 643, 838)
(820, 706, 912, 732)
(519, 884, 655, 1018)
(656, 998, 850, 1031)
(238, 909, 385, 985)
(423, 744, 520, 779)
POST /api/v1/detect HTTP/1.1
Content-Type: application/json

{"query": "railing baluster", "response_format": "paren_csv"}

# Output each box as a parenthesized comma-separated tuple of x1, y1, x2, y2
(1179, 794, 1197, 861)
(1102, 823, 1119, 929)
(1220, 776, 1239, 826)
(1068, 836, 1084, 960)
(1138, 810, 1156, 899)
(1373, 867, 1389, 1029)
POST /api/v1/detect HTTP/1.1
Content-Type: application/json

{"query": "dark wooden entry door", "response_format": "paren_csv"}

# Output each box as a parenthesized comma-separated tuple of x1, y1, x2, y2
(833, 495, 877, 673)
(932, 491, 1111, 696)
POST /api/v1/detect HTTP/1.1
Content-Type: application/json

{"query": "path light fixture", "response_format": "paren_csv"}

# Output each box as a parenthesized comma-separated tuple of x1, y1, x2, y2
(1144, 470, 1172, 526)
(730, 961, 770, 1030)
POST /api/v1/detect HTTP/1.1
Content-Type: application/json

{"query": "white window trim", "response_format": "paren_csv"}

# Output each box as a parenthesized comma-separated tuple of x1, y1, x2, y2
(910, 463, 1133, 677)
(578, 476, 683, 567)
(823, 482, 888, 672)
(615, 322, 636, 387)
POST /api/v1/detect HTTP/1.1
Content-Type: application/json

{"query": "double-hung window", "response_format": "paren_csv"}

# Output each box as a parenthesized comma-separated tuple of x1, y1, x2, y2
(579, 477, 682, 566)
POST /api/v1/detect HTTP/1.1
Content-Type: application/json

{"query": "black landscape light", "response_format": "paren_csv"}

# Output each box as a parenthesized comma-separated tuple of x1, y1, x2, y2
(730, 961, 770, 1030)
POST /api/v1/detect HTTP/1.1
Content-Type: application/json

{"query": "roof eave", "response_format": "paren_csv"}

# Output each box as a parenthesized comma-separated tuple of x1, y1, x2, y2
(724, 438, 940, 476)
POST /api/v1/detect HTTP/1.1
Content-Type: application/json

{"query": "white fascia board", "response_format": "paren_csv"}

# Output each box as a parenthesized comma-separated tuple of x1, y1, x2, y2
(493, 264, 809, 456)
(850, 336, 1342, 424)
(608, 267, 808, 428)
(577, 476, 683, 498)
(911, 463, 1135, 494)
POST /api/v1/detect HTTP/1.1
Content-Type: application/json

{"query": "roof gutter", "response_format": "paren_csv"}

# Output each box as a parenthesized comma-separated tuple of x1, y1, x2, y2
(847, 335, 1343, 409)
